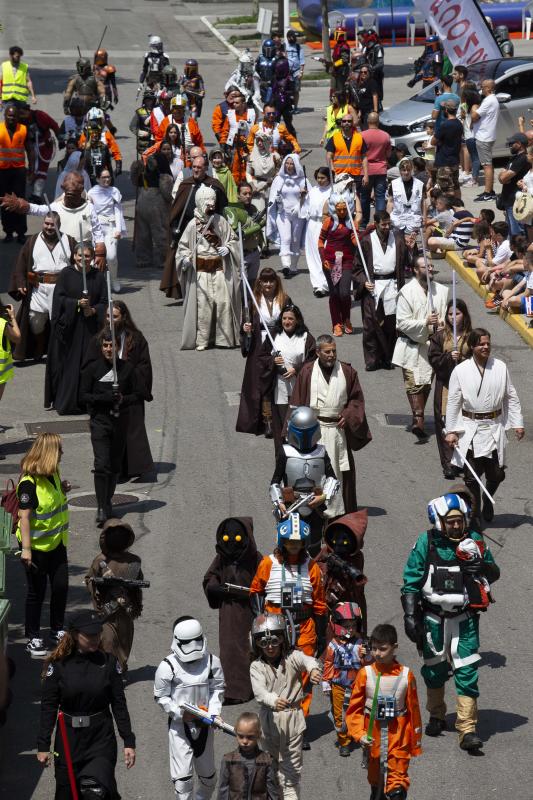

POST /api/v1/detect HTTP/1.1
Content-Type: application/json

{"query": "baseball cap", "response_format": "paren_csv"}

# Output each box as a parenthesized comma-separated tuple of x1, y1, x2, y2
(68, 610, 103, 635)
(506, 133, 528, 147)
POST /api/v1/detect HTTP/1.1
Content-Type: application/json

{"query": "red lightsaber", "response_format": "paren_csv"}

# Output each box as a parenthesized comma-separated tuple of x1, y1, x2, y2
(57, 711, 79, 800)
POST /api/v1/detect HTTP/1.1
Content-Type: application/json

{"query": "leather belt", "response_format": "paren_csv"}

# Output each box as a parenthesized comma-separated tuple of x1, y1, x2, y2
(196, 256, 222, 273)
(317, 415, 339, 423)
(28, 271, 59, 287)
(462, 409, 501, 420)
(373, 271, 396, 280)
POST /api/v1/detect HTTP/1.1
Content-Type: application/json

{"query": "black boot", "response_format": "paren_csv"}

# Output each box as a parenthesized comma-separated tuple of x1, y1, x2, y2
(94, 473, 109, 527)
(425, 716, 447, 736)
(106, 474, 117, 519)
(386, 790, 407, 800)
(482, 481, 500, 522)
(460, 731, 483, 751)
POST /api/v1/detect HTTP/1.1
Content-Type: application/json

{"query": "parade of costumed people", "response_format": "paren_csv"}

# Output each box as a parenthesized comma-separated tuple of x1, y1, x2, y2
(0, 5, 531, 800)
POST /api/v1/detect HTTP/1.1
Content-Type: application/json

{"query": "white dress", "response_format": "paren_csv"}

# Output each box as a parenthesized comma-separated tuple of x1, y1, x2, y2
(266, 153, 306, 272)
(87, 185, 127, 288)
(302, 184, 331, 291)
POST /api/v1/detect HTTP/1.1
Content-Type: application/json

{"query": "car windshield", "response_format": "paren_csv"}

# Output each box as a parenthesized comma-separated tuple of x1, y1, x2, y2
(409, 58, 533, 102)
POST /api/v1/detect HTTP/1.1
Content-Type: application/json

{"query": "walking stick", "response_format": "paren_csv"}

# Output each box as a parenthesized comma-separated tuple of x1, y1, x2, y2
(237, 223, 252, 354)
(95, 25, 108, 54)
(57, 711, 79, 800)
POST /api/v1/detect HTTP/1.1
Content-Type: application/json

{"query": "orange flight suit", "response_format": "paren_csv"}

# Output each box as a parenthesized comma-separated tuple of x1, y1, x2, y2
(78, 130, 122, 162)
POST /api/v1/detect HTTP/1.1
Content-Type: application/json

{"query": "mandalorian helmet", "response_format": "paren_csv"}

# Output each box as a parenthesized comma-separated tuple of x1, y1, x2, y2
(262, 39, 276, 59)
(185, 58, 198, 77)
(425, 35, 440, 53)
(162, 64, 178, 87)
(276, 512, 310, 548)
(287, 406, 320, 452)
(149, 35, 163, 53)
(171, 617, 207, 662)
(428, 493, 469, 540)
(94, 49, 108, 66)
(76, 58, 92, 78)
(250, 613, 289, 654)
(333, 25, 346, 43)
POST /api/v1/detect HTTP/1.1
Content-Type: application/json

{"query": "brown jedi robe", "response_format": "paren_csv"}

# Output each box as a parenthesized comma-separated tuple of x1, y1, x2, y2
(159, 175, 228, 299)
(353, 230, 407, 369)
(202, 517, 262, 703)
(84, 329, 154, 477)
(85, 519, 144, 671)
(287, 359, 372, 513)
(8, 233, 76, 361)
(428, 328, 470, 472)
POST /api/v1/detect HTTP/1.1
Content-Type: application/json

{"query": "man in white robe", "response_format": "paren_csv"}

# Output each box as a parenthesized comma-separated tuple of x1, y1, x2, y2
(445, 328, 524, 525)
(393, 256, 448, 439)
(177, 185, 241, 351)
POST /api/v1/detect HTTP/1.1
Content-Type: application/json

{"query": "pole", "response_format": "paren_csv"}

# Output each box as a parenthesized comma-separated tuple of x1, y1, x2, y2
(345, 198, 374, 296)
(420, 202, 435, 314)
(453, 447, 496, 505)
(174, 185, 196, 245)
(283, 0, 290, 36)
(452, 270, 457, 349)
(78, 223, 88, 298)
(43, 194, 70, 264)
(237, 223, 252, 353)
(96, 25, 108, 54)
(57, 711, 80, 800)
(390, 0, 396, 46)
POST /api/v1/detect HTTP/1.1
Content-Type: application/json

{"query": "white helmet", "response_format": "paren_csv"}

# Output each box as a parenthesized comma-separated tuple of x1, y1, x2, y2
(239, 49, 254, 75)
(170, 94, 187, 109)
(86, 107, 105, 124)
(171, 617, 207, 662)
(149, 35, 163, 53)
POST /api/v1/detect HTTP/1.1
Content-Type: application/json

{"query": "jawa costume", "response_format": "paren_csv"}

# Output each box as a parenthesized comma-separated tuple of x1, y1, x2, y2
(289, 356, 372, 516)
(402, 493, 500, 751)
(249, 513, 327, 717)
(63, 57, 106, 115)
(353, 223, 407, 371)
(202, 517, 262, 704)
(93, 49, 119, 108)
(314, 510, 368, 630)
(269, 406, 339, 556)
(176, 185, 241, 351)
(85, 518, 145, 672)
(346, 652, 422, 799)
(8, 227, 75, 361)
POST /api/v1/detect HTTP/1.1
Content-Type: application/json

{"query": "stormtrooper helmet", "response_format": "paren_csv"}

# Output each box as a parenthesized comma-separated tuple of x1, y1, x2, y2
(171, 617, 207, 662)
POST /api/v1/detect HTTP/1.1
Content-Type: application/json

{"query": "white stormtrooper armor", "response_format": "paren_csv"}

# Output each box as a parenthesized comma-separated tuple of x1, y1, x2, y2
(154, 618, 225, 800)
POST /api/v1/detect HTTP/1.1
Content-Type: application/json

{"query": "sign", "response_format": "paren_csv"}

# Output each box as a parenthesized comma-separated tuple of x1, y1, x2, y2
(413, 0, 501, 66)
(257, 7, 273, 36)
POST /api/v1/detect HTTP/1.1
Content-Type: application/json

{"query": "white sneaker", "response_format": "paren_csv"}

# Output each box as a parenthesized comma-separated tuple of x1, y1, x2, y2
(49, 629, 66, 646)
(459, 172, 471, 185)
(26, 638, 47, 657)
(462, 178, 476, 187)
(112, 281, 121, 293)
(196, 344, 208, 351)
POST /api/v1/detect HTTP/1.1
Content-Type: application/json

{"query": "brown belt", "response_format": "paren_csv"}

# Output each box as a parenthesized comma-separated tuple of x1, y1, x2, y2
(317, 415, 339, 423)
(28, 271, 59, 287)
(196, 256, 222, 273)
(462, 409, 501, 420)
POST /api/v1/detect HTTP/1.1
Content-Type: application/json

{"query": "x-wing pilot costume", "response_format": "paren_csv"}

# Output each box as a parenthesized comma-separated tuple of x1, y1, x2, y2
(154, 617, 225, 800)
(401, 493, 499, 751)
(270, 406, 340, 557)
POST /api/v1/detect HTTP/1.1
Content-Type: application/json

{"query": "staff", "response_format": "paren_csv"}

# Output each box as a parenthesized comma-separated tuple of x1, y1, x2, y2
(237, 223, 252, 353)
(43, 193, 70, 264)
(452, 270, 458, 349)
(78, 223, 88, 298)
(173, 184, 195, 244)
(95, 25, 108, 54)
(106, 271, 120, 417)
(345, 196, 374, 296)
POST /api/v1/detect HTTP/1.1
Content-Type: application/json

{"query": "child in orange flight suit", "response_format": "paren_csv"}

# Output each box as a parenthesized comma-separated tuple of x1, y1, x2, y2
(346, 624, 422, 800)
(249, 513, 327, 746)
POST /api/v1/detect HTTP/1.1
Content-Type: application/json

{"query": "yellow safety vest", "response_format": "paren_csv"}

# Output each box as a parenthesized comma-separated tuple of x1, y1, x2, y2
(1, 60, 29, 102)
(325, 104, 350, 140)
(0, 318, 13, 385)
(16, 472, 69, 552)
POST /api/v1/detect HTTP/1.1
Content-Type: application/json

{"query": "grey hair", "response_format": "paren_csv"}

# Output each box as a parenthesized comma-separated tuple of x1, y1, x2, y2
(316, 334, 335, 349)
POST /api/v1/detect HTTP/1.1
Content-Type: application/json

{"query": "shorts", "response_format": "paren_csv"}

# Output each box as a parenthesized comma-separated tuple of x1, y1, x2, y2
(512, 271, 526, 286)
(474, 139, 494, 166)
(520, 295, 533, 315)
(431, 236, 459, 251)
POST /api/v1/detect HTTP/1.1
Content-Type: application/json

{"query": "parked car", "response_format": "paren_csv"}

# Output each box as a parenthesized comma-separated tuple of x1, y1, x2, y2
(380, 58, 533, 159)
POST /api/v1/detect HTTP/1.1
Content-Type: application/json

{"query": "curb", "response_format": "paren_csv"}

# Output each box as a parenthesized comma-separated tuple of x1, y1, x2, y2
(200, 16, 241, 57)
(445, 251, 533, 349)
(302, 79, 330, 87)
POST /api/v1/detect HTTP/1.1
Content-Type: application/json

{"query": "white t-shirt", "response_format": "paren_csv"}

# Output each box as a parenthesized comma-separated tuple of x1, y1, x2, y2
(473, 94, 499, 142)
(526, 271, 533, 290)
(522, 170, 533, 194)
(493, 239, 512, 265)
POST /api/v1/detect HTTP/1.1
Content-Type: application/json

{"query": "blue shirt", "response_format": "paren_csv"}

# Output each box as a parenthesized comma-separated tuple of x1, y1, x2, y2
(285, 42, 305, 76)
(433, 92, 460, 134)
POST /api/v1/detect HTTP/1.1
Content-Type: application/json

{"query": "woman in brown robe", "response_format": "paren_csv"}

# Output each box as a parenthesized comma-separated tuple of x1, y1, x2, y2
(428, 298, 472, 479)
(202, 517, 262, 704)
(235, 267, 289, 438)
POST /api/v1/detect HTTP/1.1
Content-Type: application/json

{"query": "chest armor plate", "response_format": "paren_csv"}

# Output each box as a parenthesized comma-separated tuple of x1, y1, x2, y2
(284, 445, 325, 492)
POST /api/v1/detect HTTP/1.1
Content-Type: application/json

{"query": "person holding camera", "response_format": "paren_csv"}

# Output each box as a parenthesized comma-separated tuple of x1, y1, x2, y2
(0, 299, 20, 410)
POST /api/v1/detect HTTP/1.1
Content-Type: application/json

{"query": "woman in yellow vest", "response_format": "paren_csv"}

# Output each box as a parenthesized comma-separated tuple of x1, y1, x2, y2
(320, 91, 359, 147)
(16, 433, 71, 657)
(0, 302, 20, 410)
(0, 46, 37, 104)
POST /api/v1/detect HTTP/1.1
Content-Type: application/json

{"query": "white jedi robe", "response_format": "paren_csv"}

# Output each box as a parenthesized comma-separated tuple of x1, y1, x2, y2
(392, 277, 448, 384)
(445, 356, 524, 467)
(29, 233, 72, 317)
(301, 184, 331, 291)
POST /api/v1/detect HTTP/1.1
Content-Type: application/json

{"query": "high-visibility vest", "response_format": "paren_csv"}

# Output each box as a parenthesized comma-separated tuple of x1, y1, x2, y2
(331, 130, 364, 175)
(0, 123, 27, 169)
(16, 472, 69, 552)
(1, 60, 29, 102)
(0, 318, 14, 385)
(325, 104, 350, 139)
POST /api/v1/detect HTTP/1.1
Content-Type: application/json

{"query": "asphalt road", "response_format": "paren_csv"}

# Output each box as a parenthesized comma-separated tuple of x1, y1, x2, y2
(0, 3, 531, 798)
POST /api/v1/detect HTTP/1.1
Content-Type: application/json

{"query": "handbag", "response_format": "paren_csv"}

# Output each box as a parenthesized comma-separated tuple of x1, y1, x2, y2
(495, 193, 505, 211)
(1, 477, 20, 533)
(513, 191, 533, 222)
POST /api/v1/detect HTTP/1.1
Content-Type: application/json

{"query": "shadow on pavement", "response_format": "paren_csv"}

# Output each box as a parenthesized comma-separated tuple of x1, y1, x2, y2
(479, 651, 507, 670)
(125, 663, 157, 686)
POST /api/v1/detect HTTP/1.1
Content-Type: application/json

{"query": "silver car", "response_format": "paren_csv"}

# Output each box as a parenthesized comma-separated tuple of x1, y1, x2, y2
(380, 57, 533, 159)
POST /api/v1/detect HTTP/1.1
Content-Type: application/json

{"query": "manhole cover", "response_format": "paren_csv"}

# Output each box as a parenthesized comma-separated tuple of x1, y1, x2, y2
(25, 420, 89, 436)
(385, 414, 435, 432)
(68, 493, 142, 510)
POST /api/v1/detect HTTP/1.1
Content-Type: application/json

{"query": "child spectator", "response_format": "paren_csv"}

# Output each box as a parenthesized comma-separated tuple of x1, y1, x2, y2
(484, 234, 528, 309)
(421, 120, 435, 166)
(472, 220, 510, 275)
(346, 624, 422, 800)
(501, 249, 533, 321)
(424, 193, 454, 240)
(249, 614, 321, 800)
(427, 197, 475, 253)
(322, 602, 371, 757)
(412, 157, 430, 186)
(217, 711, 281, 800)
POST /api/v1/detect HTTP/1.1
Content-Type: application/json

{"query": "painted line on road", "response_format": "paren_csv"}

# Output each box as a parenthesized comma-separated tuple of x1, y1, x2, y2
(199, 16, 242, 58)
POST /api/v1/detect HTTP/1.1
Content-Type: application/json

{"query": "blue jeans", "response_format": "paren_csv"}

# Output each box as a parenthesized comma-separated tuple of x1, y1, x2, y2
(465, 138, 480, 181)
(361, 174, 387, 228)
(505, 205, 525, 237)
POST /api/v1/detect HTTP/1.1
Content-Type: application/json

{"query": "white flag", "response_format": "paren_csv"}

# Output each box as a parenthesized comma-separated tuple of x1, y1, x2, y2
(413, 0, 501, 66)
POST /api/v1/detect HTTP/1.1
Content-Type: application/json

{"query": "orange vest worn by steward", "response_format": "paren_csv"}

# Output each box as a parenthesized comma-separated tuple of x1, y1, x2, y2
(0, 122, 27, 169)
(331, 130, 363, 175)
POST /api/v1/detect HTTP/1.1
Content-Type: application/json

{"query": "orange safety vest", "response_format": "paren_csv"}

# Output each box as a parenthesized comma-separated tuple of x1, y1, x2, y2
(0, 122, 27, 169)
(331, 130, 363, 176)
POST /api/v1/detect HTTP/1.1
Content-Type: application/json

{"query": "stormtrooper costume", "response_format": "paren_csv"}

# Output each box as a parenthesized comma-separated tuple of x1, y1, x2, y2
(154, 617, 225, 800)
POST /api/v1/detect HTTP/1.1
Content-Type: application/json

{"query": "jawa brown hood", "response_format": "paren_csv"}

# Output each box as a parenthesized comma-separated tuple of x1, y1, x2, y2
(215, 516, 257, 564)
(324, 509, 368, 555)
(100, 518, 135, 557)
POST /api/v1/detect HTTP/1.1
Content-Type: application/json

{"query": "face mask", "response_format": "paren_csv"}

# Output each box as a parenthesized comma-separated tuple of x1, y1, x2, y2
(218, 523, 248, 558)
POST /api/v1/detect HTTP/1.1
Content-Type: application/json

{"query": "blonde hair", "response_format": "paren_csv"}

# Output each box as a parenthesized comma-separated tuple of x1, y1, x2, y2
(20, 433, 62, 477)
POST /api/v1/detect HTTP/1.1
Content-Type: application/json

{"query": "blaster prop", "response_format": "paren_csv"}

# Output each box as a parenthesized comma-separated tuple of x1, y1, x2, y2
(180, 703, 236, 736)
(57, 711, 80, 800)
(223, 582, 251, 595)
(78, 222, 88, 297)
(237, 223, 252, 354)
(273, 492, 317, 522)
(325, 552, 366, 585)
(360, 671, 381, 769)
(91, 576, 151, 589)
(43, 193, 70, 265)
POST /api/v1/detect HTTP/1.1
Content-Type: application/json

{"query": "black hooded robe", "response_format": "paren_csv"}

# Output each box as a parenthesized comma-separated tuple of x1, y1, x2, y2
(202, 517, 262, 703)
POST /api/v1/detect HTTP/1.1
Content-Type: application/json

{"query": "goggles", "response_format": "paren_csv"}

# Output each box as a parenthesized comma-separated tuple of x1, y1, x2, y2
(256, 634, 283, 648)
